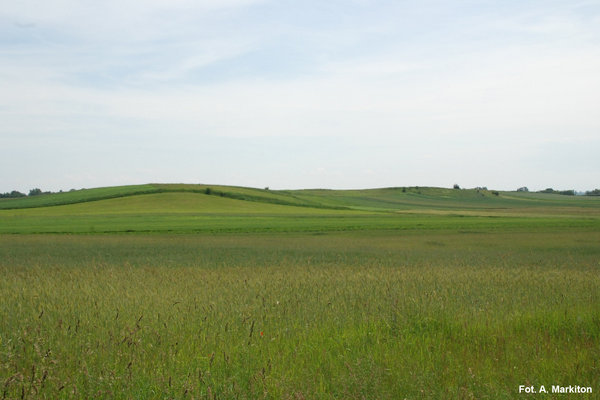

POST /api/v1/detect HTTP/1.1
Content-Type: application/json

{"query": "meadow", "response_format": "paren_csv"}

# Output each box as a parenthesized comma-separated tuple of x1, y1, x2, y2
(0, 185, 599, 399)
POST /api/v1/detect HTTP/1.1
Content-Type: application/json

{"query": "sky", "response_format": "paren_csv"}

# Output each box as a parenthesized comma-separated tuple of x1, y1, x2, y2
(1, 0, 599, 192)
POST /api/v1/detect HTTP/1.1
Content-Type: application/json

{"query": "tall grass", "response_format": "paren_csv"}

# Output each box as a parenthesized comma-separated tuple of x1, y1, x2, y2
(1, 232, 599, 398)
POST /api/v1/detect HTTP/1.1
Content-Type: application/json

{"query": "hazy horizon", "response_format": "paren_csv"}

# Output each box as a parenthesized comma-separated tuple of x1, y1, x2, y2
(1, 182, 597, 196)
(2, 1, 599, 193)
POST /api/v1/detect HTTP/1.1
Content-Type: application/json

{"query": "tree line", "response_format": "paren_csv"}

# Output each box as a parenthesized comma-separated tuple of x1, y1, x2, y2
(0, 188, 73, 199)
(538, 188, 600, 196)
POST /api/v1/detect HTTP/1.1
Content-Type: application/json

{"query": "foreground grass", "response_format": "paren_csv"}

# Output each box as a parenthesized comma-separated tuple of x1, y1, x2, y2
(1, 231, 599, 399)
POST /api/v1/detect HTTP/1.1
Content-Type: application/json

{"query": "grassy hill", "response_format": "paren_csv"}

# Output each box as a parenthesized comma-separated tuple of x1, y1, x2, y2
(1, 183, 598, 234)
(3, 183, 598, 212)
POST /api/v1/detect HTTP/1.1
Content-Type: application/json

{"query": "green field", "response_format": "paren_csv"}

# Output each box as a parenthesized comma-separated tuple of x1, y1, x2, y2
(1, 185, 599, 398)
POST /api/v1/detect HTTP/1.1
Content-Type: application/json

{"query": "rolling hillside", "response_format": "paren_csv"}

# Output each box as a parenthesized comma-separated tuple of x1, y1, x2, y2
(1, 184, 598, 234)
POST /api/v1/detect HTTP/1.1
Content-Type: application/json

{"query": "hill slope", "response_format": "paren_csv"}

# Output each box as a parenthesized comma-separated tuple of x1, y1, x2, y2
(1, 184, 598, 234)
(3, 183, 599, 212)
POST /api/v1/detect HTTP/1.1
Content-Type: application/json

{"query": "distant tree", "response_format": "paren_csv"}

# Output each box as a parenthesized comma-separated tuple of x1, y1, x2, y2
(264, 187, 269, 191)
(539, 188, 574, 195)
(205, 187, 212, 195)
(453, 184, 460, 189)
(29, 188, 43, 196)
(517, 187, 529, 192)
(559, 190, 575, 196)
(586, 189, 600, 196)
(10, 190, 26, 198)
(492, 191, 499, 196)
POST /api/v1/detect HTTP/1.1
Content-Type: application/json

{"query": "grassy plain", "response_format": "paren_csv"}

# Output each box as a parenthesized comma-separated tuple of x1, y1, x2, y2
(0, 185, 599, 399)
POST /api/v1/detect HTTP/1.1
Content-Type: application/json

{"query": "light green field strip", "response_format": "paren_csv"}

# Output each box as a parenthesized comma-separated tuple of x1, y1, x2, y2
(0, 213, 597, 234)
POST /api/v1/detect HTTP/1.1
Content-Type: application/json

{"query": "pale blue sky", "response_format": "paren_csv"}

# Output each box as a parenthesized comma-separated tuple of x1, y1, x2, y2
(1, 0, 599, 192)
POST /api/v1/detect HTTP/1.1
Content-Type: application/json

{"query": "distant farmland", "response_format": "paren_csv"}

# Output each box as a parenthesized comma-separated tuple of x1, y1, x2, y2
(1, 184, 598, 398)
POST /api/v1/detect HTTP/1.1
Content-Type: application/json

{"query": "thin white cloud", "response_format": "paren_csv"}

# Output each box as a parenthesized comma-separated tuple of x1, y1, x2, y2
(1, 0, 599, 191)
(1, 0, 267, 22)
